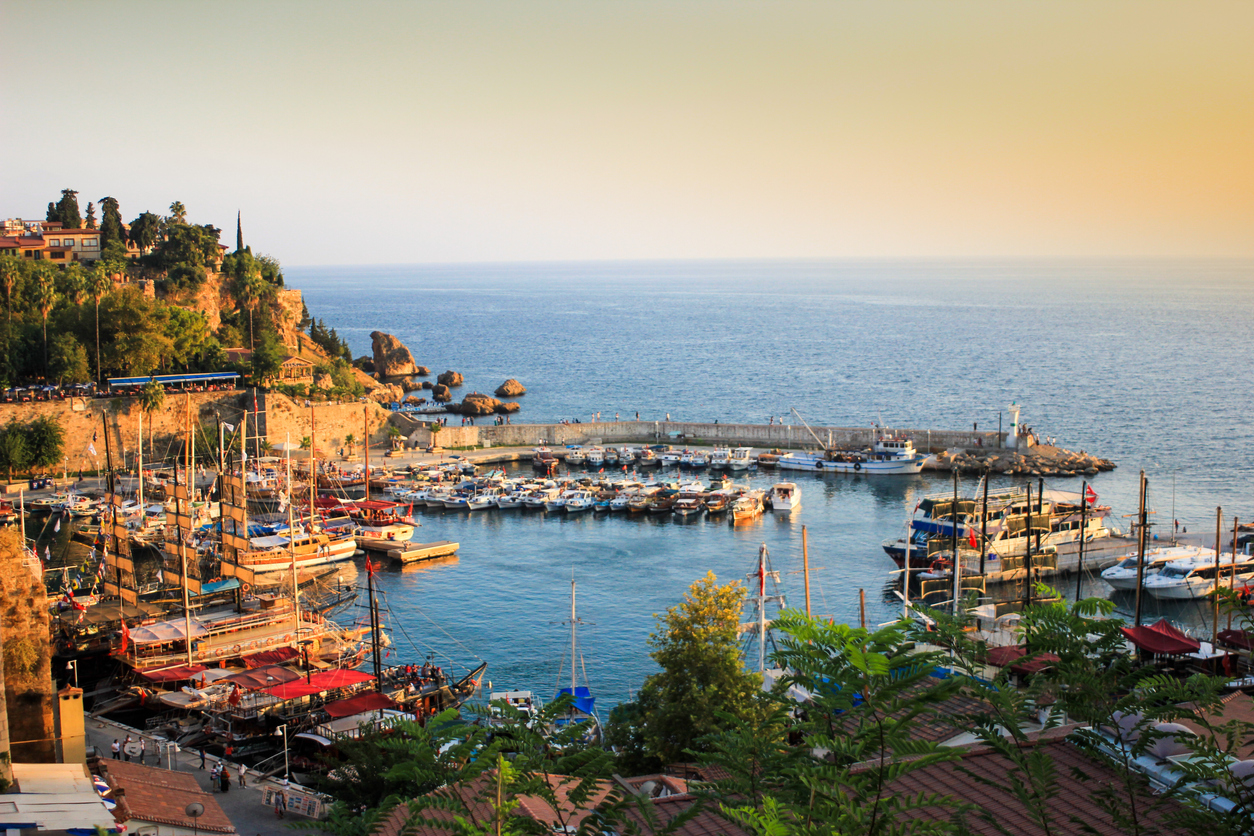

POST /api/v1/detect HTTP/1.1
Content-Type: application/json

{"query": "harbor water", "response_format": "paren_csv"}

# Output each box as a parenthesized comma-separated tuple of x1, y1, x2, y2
(280, 259, 1254, 708)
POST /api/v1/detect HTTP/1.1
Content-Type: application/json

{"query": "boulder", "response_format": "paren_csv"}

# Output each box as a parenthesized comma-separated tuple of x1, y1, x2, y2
(370, 331, 420, 378)
(420, 381, 433, 390)
(432, 384, 452, 402)
(367, 382, 404, 404)
(356, 357, 376, 374)
(449, 392, 501, 416)
(495, 401, 521, 414)
(494, 378, 526, 397)
(414, 366, 431, 376)
(404, 395, 422, 406)
(437, 370, 464, 388)
(314, 373, 334, 390)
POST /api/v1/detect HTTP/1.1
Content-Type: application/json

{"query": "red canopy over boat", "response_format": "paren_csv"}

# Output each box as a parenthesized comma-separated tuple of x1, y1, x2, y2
(242, 647, 299, 668)
(222, 664, 302, 690)
(140, 664, 207, 682)
(324, 691, 397, 718)
(1120, 619, 1201, 655)
(264, 669, 374, 700)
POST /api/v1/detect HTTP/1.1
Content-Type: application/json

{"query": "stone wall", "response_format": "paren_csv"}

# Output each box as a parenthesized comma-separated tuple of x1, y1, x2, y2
(0, 528, 55, 762)
(473, 421, 1006, 452)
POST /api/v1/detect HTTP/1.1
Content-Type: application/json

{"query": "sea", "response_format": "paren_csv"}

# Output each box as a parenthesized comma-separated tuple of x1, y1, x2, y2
(282, 259, 1253, 709)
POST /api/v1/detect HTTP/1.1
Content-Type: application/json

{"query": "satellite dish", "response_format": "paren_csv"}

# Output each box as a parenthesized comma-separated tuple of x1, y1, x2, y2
(185, 803, 204, 819)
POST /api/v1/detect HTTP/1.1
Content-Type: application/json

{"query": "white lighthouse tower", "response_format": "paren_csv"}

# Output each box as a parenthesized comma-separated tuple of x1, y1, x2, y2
(1007, 403, 1022, 449)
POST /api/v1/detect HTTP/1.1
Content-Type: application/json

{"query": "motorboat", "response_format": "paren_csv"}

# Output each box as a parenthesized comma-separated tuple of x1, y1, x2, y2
(777, 434, 925, 475)
(731, 491, 765, 523)
(1100, 544, 1217, 591)
(727, 447, 754, 471)
(672, 492, 706, 518)
(565, 447, 586, 467)
(658, 450, 684, 468)
(768, 482, 802, 512)
(563, 491, 596, 514)
(489, 690, 542, 728)
(708, 449, 731, 470)
(704, 489, 735, 515)
(585, 447, 605, 468)
(1144, 551, 1254, 600)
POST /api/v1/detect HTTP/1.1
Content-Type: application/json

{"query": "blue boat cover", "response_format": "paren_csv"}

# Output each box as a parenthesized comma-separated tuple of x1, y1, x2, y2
(199, 578, 241, 596)
(556, 686, 596, 714)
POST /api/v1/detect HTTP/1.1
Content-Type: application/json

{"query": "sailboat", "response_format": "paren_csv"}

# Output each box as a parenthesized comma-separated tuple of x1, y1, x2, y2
(553, 577, 601, 743)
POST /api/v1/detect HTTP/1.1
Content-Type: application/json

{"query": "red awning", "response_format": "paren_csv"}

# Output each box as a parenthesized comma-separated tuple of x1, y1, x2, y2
(222, 664, 302, 690)
(1121, 619, 1201, 655)
(243, 647, 299, 667)
(1218, 629, 1254, 651)
(264, 669, 374, 700)
(985, 644, 1060, 675)
(140, 664, 207, 682)
(324, 691, 397, 718)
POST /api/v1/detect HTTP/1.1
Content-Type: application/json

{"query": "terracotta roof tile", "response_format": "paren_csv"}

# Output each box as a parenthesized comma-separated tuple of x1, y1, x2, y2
(100, 760, 235, 833)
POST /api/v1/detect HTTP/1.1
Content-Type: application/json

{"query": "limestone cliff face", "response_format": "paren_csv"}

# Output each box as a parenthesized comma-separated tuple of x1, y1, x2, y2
(0, 528, 55, 762)
(163, 271, 305, 349)
(370, 332, 420, 378)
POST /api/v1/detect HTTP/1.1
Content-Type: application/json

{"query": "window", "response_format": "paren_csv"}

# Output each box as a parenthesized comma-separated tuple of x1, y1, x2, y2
(83, 238, 98, 249)
(50, 251, 65, 259)
(49, 239, 60, 246)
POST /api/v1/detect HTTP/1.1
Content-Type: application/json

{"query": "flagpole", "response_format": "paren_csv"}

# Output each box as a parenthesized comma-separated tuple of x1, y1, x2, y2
(1075, 480, 1088, 602)
(287, 433, 299, 642)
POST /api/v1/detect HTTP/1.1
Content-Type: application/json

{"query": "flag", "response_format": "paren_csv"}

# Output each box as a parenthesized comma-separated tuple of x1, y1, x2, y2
(44, 545, 51, 561)
(223, 422, 235, 433)
(118, 620, 130, 653)
(228, 684, 241, 706)
(54, 517, 61, 533)
(1085, 485, 1098, 505)
(88, 442, 97, 457)
(968, 529, 978, 550)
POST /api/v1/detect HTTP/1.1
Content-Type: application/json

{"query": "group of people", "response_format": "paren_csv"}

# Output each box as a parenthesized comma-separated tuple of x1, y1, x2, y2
(386, 661, 445, 692)
(110, 735, 148, 764)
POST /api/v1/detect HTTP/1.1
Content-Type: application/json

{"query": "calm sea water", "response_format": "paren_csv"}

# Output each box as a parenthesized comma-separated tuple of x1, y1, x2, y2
(287, 260, 1254, 707)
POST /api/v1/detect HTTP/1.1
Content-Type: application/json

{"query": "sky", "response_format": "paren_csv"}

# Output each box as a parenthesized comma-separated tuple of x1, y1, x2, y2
(3, 1, 1253, 265)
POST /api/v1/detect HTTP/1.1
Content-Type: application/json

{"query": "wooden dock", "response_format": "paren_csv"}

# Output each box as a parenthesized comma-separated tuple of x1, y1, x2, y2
(388, 540, 459, 565)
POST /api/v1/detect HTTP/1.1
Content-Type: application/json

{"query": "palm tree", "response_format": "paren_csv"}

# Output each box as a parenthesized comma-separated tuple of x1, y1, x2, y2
(88, 266, 113, 384)
(139, 380, 164, 460)
(0, 255, 21, 379)
(300, 436, 311, 451)
(235, 266, 267, 353)
(61, 263, 88, 307)
(344, 433, 355, 458)
(31, 266, 60, 376)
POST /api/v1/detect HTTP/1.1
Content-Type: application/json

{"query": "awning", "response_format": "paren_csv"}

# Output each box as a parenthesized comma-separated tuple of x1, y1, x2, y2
(243, 646, 299, 667)
(222, 664, 302, 690)
(985, 644, 1060, 675)
(1121, 618, 1201, 655)
(264, 669, 374, 700)
(130, 617, 209, 644)
(324, 691, 397, 718)
(140, 664, 207, 683)
(1218, 629, 1254, 651)
(198, 578, 241, 596)
(556, 685, 596, 715)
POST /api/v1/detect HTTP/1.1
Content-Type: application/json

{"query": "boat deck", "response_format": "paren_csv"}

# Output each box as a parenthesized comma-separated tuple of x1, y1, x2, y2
(388, 540, 460, 564)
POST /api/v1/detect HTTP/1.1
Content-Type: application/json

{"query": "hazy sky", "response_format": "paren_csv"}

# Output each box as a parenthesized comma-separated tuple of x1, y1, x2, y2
(3, 1, 1252, 264)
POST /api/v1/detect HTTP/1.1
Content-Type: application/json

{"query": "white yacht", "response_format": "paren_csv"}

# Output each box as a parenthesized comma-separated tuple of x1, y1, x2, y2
(585, 447, 605, 468)
(708, 449, 731, 470)
(1100, 544, 1216, 591)
(1143, 551, 1254, 600)
(727, 447, 754, 471)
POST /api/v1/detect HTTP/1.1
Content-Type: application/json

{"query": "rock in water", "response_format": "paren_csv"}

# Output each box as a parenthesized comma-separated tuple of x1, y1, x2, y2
(437, 370, 464, 387)
(494, 379, 526, 397)
(414, 366, 431, 376)
(495, 401, 521, 414)
(404, 395, 421, 406)
(432, 384, 452, 402)
(449, 392, 501, 416)
(420, 381, 433, 390)
(370, 331, 419, 378)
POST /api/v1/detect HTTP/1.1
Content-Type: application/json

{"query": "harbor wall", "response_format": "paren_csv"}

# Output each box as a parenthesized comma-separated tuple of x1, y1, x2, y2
(459, 421, 1005, 452)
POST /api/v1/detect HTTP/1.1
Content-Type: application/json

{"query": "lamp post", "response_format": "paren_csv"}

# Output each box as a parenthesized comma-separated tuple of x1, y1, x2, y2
(299, 640, 313, 684)
(66, 659, 78, 688)
(278, 724, 289, 778)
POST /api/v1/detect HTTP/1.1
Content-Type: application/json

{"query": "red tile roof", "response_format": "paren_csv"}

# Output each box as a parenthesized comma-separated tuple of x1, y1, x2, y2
(1178, 690, 1254, 759)
(891, 736, 1194, 835)
(100, 760, 235, 833)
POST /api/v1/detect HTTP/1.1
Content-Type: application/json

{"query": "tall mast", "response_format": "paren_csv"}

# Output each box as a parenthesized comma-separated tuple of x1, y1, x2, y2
(181, 395, 193, 665)
(368, 556, 381, 692)
(287, 434, 299, 638)
(979, 471, 989, 576)
(309, 404, 317, 533)
(758, 545, 767, 672)
(1075, 480, 1089, 601)
(570, 577, 578, 691)
(1212, 507, 1222, 646)
(363, 405, 370, 502)
(951, 471, 960, 615)
(1133, 471, 1147, 627)
(137, 408, 144, 510)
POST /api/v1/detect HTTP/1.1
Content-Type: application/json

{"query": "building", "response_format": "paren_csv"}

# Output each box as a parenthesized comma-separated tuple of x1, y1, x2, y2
(279, 355, 316, 381)
(0, 219, 101, 262)
(97, 759, 236, 836)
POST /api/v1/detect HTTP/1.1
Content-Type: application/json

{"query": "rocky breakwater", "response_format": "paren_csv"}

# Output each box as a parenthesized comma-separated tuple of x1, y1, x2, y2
(937, 443, 1115, 477)
(446, 392, 520, 416)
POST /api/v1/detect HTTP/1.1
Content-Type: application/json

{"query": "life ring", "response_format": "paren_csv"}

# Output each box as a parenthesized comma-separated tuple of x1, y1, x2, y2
(815, 461, 823, 470)
(241, 583, 251, 596)
(196, 651, 206, 660)
(854, 462, 862, 471)
(283, 634, 294, 643)
(232, 644, 242, 654)
(215, 648, 225, 657)
(266, 637, 275, 646)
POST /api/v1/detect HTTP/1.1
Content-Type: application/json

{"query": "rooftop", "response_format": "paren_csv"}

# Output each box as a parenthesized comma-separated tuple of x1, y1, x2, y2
(101, 759, 236, 833)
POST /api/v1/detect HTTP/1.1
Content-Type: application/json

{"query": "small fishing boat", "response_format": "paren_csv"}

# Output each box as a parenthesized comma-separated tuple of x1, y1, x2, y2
(727, 447, 754, 471)
(672, 492, 706, 518)
(768, 482, 802, 512)
(704, 489, 734, 515)
(489, 690, 542, 728)
(731, 491, 765, 523)
(565, 447, 586, 467)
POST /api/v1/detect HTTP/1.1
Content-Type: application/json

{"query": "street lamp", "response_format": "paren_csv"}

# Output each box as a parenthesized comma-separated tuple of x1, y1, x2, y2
(277, 724, 289, 779)
(65, 660, 77, 688)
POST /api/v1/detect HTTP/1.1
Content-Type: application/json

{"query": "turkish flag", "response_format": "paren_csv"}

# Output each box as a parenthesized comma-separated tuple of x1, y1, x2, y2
(1085, 485, 1098, 505)
(968, 529, 977, 550)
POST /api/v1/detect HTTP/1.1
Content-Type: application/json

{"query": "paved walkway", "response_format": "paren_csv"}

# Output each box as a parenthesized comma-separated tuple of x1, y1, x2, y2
(86, 716, 320, 835)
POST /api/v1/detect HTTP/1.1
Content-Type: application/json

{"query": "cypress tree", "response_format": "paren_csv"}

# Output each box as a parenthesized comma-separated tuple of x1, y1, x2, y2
(46, 202, 57, 222)
(55, 189, 82, 228)
(85, 202, 97, 229)
(236, 211, 244, 253)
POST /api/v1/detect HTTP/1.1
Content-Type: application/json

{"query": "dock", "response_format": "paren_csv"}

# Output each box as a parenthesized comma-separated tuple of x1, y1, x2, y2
(388, 540, 459, 565)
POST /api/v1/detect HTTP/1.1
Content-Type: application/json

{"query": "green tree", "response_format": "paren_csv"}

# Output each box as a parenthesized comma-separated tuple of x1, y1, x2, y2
(26, 415, 65, 473)
(54, 188, 82, 229)
(165, 306, 213, 369)
(99, 289, 173, 376)
(30, 264, 60, 375)
(87, 265, 113, 383)
(59, 263, 88, 306)
(231, 252, 268, 352)
(343, 433, 355, 456)
(47, 334, 90, 384)
(0, 255, 22, 377)
(0, 422, 30, 481)
(167, 200, 187, 224)
(46, 202, 57, 222)
(612, 572, 762, 768)
(84, 201, 96, 230)
(704, 614, 967, 836)
(99, 197, 126, 252)
(250, 330, 283, 383)
(126, 211, 160, 256)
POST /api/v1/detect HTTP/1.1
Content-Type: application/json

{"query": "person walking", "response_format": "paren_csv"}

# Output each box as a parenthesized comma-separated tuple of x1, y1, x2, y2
(199, 748, 206, 769)
(237, 762, 247, 788)
(123, 735, 132, 762)
(138, 737, 146, 764)
(111, 739, 120, 760)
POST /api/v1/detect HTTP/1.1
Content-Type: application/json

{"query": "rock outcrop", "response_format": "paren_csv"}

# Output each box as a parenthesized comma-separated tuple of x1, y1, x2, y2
(420, 381, 433, 390)
(314, 373, 334, 390)
(370, 332, 420, 378)
(431, 384, 452, 402)
(448, 393, 521, 416)
(404, 395, 422, 406)
(437, 370, 464, 387)
(496, 401, 521, 414)
(494, 379, 526, 397)
(937, 447, 1116, 477)
(367, 382, 405, 404)
(414, 366, 431, 376)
